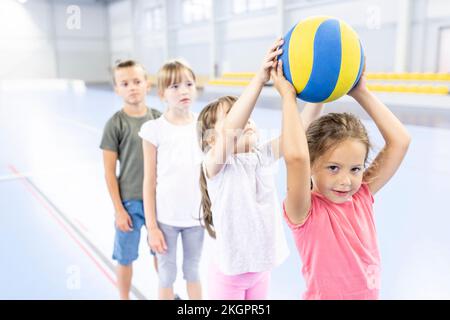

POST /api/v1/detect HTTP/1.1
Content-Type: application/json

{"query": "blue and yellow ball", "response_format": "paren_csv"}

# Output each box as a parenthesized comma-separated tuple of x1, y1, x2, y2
(279, 16, 364, 103)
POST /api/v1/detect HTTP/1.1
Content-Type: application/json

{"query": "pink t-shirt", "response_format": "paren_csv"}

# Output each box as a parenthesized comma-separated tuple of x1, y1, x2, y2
(283, 183, 380, 300)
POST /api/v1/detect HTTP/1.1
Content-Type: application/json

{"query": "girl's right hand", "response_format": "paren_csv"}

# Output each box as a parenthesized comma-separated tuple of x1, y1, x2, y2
(256, 37, 284, 85)
(148, 227, 168, 254)
(271, 59, 296, 99)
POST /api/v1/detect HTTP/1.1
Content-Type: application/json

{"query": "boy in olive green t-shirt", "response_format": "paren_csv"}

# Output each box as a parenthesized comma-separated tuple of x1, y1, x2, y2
(100, 60, 161, 300)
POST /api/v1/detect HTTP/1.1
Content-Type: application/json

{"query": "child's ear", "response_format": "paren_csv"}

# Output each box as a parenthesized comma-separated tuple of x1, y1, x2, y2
(207, 135, 215, 146)
(146, 78, 152, 93)
(158, 89, 165, 100)
(203, 130, 215, 147)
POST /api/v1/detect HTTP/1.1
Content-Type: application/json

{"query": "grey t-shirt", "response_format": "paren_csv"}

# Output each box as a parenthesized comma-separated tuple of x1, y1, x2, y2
(100, 107, 162, 201)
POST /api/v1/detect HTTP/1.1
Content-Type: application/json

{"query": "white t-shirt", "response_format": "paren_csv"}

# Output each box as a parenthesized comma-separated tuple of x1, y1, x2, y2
(139, 113, 203, 227)
(204, 142, 290, 275)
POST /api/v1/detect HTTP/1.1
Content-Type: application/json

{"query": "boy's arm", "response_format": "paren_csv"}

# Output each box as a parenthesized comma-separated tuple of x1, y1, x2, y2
(142, 140, 167, 253)
(272, 60, 312, 224)
(102, 150, 133, 232)
(271, 102, 324, 160)
(349, 77, 411, 194)
(206, 38, 284, 178)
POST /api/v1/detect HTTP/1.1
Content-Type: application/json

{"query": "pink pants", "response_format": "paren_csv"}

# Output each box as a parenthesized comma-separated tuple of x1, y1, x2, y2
(208, 264, 271, 300)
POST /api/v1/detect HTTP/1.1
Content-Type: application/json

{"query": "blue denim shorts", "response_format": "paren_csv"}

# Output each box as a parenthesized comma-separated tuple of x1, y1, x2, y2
(112, 200, 154, 265)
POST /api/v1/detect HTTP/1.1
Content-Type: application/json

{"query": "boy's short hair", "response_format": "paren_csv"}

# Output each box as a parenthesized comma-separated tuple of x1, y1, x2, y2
(112, 59, 148, 86)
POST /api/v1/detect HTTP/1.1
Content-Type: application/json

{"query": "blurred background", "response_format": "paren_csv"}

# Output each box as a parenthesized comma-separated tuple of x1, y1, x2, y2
(0, 0, 449, 300)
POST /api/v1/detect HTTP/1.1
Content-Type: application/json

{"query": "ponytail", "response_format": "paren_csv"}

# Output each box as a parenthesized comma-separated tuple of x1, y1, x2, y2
(199, 168, 215, 238)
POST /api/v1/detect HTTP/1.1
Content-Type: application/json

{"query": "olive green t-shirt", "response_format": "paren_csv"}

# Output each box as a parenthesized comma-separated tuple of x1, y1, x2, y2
(100, 107, 162, 201)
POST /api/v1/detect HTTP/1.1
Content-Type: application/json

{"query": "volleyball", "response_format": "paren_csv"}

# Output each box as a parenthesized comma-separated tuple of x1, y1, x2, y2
(279, 16, 365, 103)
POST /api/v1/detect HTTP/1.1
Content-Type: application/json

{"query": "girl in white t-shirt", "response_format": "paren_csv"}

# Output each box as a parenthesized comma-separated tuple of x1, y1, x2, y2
(140, 60, 204, 300)
(197, 38, 323, 299)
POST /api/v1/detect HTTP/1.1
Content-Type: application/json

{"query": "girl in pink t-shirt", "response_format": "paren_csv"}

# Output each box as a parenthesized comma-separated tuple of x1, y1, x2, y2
(270, 60, 411, 299)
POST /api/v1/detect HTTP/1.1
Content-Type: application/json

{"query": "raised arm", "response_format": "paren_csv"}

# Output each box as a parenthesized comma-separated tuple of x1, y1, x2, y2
(349, 75, 411, 194)
(205, 38, 284, 177)
(272, 60, 312, 225)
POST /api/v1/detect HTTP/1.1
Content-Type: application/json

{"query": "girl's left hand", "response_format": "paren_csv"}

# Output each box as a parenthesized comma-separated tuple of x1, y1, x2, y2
(348, 59, 369, 98)
(257, 37, 284, 85)
(271, 59, 296, 99)
(348, 74, 368, 98)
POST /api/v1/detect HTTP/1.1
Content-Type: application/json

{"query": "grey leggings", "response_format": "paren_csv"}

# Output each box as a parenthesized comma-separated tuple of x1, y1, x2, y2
(156, 222, 205, 288)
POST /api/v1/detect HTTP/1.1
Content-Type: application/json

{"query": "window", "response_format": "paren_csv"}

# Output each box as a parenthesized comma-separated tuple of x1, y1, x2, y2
(182, 0, 212, 24)
(438, 27, 450, 72)
(145, 6, 163, 31)
(248, 0, 264, 11)
(233, 0, 277, 15)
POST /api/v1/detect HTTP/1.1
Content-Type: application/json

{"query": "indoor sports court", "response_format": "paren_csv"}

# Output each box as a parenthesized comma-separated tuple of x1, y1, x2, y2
(1, 0, 449, 300)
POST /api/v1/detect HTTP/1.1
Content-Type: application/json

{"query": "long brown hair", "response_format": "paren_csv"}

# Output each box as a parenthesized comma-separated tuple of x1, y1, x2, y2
(306, 112, 372, 167)
(197, 96, 238, 238)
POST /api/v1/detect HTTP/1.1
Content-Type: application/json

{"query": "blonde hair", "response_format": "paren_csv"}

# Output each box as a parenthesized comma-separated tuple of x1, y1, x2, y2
(306, 112, 372, 166)
(112, 59, 147, 86)
(197, 96, 238, 238)
(157, 60, 196, 93)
